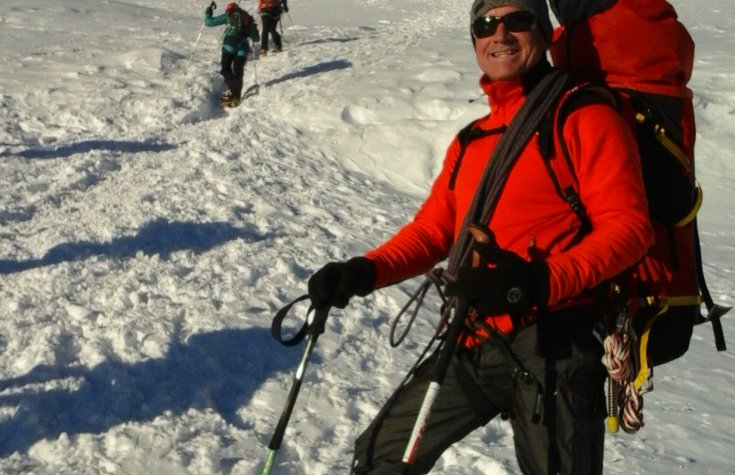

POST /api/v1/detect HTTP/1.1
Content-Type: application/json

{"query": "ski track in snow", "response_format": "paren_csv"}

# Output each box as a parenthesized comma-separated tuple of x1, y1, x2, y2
(0, 0, 734, 474)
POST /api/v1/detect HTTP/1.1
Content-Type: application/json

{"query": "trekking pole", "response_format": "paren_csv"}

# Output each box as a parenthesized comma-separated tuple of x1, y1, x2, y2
(262, 295, 331, 475)
(250, 39, 260, 96)
(185, 22, 206, 72)
(287, 12, 294, 26)
(187, 3, 215, 71)
(400, 225, 488, 472)
(186, 2, 216, 72)
(400, 297, 468, 471)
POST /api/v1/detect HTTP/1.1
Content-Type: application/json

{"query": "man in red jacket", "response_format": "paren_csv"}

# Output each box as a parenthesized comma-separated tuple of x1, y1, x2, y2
(308, 0, 654, 473)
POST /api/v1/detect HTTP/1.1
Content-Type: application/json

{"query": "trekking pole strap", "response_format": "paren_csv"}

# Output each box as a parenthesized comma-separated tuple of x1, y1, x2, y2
(389, 268, 448, 347)
(271, 295, 308, 346)
(271, 295, 330, 346)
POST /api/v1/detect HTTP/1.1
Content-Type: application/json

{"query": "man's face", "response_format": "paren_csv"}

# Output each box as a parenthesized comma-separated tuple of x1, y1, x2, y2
(474, 5, 547, 82)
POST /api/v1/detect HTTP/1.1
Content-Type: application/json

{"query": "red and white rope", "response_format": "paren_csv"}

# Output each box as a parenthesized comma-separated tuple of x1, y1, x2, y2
(620, 381, 644, 433)
(602, 332, 644, 433)
(602, 332, 632, 381)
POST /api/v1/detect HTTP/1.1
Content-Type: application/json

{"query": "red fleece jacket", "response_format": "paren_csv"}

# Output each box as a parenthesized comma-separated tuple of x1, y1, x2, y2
(365, 74, 654, 338)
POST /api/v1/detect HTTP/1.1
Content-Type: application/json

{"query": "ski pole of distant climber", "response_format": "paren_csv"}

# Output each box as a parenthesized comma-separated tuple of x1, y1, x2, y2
(400, 225, 488, 473)
(262, 296, 331, 475)
(185, 2, 216, 72)
(251, 39, 259, 85)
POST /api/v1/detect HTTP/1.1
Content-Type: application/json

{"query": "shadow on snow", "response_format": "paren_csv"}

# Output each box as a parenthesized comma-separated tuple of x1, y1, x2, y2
(0, 326, 308, 457)
(0, 139, 177, 160)
(243, 58, 352, 99)
(297, 37, 359, 46)
(0, 217, 274, 274)
(264, 58, 352, 88)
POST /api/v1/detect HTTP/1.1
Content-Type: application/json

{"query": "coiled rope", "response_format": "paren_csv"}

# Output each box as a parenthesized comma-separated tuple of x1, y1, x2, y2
(601, 330, 644, 433)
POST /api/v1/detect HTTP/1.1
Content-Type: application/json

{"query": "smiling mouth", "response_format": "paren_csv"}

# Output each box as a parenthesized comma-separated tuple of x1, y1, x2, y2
(491, 49, 519, 57)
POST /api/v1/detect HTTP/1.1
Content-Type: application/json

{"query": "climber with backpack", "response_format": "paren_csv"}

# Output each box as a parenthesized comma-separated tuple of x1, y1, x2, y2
(294, 0, 730, 472)
(203, 1, 260, 107)
(258, 0, 289, 56)
(306, 0, 656, 472)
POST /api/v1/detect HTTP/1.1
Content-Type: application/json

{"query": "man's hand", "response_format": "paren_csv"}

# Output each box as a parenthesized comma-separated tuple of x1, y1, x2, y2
(445, 239, 549, 315)
(308, 257, 376, 310)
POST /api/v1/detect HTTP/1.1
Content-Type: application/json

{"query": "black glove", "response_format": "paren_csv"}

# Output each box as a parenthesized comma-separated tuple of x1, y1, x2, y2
(283, 6, 289, 12)
(308, 257, 376, 310)
(445, 244, 549, 316)
(205, 6, 213, 16)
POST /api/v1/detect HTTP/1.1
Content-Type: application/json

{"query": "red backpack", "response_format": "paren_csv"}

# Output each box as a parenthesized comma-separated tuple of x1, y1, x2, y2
(539, 85, 726, 364)
(545, 0, 729, 432)
(259, 0, 282, 15)
(547, 0, 728, 367)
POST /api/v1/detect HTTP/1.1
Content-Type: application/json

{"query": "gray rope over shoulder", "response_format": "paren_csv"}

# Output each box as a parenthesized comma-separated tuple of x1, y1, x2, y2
(390, 68, 571, 346)
(446, 68, 570, 277)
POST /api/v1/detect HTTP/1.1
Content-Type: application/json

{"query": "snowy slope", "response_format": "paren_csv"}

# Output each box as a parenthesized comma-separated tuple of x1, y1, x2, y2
(0, 0, 733, 473)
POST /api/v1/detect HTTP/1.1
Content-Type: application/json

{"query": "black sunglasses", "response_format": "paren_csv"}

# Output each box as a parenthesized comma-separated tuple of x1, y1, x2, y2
(471, 11, 538, 39)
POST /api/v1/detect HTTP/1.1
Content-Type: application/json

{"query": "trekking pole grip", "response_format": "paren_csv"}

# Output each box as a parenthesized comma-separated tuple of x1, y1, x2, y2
(433, 224, 494, 377)
(433, 225, 492, 382)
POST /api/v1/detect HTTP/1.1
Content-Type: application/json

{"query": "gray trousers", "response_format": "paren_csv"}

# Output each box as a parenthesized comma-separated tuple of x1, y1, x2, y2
(352, 310, 607, 474)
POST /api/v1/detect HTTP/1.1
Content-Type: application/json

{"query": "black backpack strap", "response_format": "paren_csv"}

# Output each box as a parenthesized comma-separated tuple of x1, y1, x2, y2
(448, 119, 507, 191)
(538, 85, 617, 248)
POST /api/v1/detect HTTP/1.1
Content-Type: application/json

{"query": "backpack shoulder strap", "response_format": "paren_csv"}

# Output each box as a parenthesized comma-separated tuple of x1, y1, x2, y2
(538, 84, 617, 247)
(448, 118, 507, 191)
